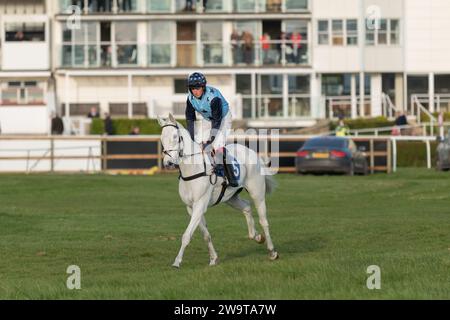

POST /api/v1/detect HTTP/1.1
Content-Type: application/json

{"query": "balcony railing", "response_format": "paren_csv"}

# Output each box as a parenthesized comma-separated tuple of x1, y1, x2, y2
(59, 40, 309, 68)
(0, 88, 45, 106)
(59, 0, 309, 14)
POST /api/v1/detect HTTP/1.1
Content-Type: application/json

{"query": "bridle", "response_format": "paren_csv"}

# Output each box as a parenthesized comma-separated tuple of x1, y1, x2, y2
(161, 123, 208, 181)
(161, 124, 184, 159)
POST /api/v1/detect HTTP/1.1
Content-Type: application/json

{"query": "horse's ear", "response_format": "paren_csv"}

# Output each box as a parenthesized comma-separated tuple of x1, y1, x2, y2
(157, 115, 167, 127)
(168, 113, 176, 124)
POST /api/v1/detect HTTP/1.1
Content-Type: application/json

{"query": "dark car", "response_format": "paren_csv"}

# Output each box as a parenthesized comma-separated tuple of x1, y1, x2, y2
(436, 134, 450, 171)
(295, 136, 368, 175)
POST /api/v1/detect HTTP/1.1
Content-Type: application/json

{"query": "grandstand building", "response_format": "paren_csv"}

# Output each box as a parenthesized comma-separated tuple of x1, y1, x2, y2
(1, 0, 450, 134)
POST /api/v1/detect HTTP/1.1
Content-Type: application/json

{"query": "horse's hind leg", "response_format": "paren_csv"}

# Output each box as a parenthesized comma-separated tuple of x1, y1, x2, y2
(247, 185, 279, 260)
(226, 196, 265, 244)
(187, 206, 219, 266)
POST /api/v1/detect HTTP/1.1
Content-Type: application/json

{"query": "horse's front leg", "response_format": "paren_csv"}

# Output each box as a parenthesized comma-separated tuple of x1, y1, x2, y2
(186, 206, 218, 266)
(172, 199, 209, 268)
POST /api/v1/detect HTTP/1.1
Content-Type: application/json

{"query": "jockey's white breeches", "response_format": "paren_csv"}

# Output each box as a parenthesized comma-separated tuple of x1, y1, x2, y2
(194, 111, 232, 150)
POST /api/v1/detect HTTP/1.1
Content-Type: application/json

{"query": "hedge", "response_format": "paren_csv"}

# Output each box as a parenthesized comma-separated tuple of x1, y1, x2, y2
(420, 111, 450, 122)
(397, 141, 438, 167)
(330, 116, 395, 131)
(90, 118, 187, 135)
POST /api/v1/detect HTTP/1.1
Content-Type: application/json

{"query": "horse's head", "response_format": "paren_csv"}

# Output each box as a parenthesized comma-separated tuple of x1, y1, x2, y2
(158, 113, 182, 169)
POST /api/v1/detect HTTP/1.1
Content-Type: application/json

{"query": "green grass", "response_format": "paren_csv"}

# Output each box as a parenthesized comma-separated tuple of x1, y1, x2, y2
(0, 169, 449, 299)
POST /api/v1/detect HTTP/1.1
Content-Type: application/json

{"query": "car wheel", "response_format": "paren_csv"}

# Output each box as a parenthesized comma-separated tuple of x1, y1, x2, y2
(362, 162, 369, 175)
(436, 159, 443, 171)
(346, 162, 355, 176)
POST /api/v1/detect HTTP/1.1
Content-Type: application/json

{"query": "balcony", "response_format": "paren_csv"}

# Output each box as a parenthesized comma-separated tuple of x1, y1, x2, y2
(59, 0, 309, 14)
(58, 40, 309, 68)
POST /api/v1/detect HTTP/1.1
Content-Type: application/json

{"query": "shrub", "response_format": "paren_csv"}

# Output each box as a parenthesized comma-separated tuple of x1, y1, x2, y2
(90, 118, 187, 135)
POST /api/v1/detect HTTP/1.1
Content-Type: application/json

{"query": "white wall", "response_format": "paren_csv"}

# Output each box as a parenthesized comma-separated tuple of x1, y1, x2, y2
(0, 106, 49, 134)
(405, 0, 450, 73)
(2, 43, 49, 70)
(0, 139, 101, 172)
(56, 74, 235, 116)
(1, 15, 50, 70)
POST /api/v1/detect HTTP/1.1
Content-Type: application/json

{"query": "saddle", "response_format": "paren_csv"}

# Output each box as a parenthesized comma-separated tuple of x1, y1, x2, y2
(210, 146, 240, 188)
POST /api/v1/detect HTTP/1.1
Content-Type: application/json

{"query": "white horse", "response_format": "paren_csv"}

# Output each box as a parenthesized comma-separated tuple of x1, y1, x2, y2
(158, 114, 279, 268)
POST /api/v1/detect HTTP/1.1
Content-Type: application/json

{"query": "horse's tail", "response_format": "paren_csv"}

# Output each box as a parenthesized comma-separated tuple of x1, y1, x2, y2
(259, 156, 277, 195)
(265, 175, 277, 195)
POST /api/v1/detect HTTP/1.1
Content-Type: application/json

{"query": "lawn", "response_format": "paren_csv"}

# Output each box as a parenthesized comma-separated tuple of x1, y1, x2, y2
(0, 169, 449, 299)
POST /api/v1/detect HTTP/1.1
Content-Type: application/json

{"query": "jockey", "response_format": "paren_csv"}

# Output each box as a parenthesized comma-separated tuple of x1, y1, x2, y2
(185, 72, 238, 187)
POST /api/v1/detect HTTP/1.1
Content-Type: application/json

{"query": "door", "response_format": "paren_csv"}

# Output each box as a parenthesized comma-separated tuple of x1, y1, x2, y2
(177, 22, 196, 67)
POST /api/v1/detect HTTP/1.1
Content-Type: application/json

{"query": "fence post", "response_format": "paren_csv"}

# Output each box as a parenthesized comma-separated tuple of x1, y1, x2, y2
(102, 137, 108, 172)
(426, 140, 431, 169)
(392, 138, 397, 173)
(50, 137, 54, 173)
(387, 138, 392, 174)
(157, 139, 162, 170)
(370, 139, 375, 174)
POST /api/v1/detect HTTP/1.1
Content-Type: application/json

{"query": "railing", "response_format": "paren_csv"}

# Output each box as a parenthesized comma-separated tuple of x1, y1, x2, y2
(58, 40, 310, 68)
(148, 94, 243, 120)
(326, 95, 371, 119)
(390, 136, 437, 172)
(411, 95, 437, 136)
(60, 0, 309, 14)
(0, 134, 390, 174)
(410, 93, 450, 114)
(381, 93, 398, 119)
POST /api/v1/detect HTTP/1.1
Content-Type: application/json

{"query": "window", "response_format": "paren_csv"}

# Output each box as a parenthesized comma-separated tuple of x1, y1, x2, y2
(390, 20, 400, 45)
(366, 18, 400, 46)
(365, 19, 375, 45)
(318, 20, 329, 45)
(236, 74, 253, 118)
(285, 20, 309, 65)
(5, 23, 45, 42)
(149, 22, 173, 65)
(201, 22, 223, 65)
(1, 81, 44, 105)
(115, 22, 138, 65)
(61, 22, 98, 67)
(346, 20, 358, 45)
(331, 20, 344, 45)
(378, 19, 388, 45)
(174, 79, 187, 94)
(286, 0, 308, 11)
(147, 0, 171, 12)
(319, 19, 357, 46)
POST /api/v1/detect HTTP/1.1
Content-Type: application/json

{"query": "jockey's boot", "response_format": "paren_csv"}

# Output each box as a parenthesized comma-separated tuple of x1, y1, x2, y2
(222, 148, 239, 188)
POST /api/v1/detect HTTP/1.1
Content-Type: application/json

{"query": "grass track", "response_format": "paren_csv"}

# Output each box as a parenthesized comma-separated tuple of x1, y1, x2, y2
(0, 169, 449, 299)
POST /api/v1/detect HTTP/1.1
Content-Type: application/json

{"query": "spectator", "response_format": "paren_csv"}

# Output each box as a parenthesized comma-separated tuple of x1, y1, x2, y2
(278, 31, 287, 64)
(230, 29, 241, 64)
(335, 119, 350, 137)
(184, 0, 194, 11)
(87, 106, 100, 118)
(51, 113, 64, 135)
(438, 110, 445, 139)
(394, 111, 408, 135)
(241, 31, 254, 65)
(260, 33, 271, 64)
(290, 31, 302, 64)
(130, 126, 140, 135)
(104, 113, 114, 135)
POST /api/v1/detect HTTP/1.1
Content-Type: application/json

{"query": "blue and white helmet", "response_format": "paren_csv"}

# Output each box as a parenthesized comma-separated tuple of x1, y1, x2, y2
(188, 72, 207, 89)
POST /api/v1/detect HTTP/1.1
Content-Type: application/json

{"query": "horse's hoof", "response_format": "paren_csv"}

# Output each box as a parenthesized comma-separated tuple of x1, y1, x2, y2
(269, 251, 279, 261)
(209, 257, 219, 266)
(172, 261, 181, 268)
(255, 234, 266, 244)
